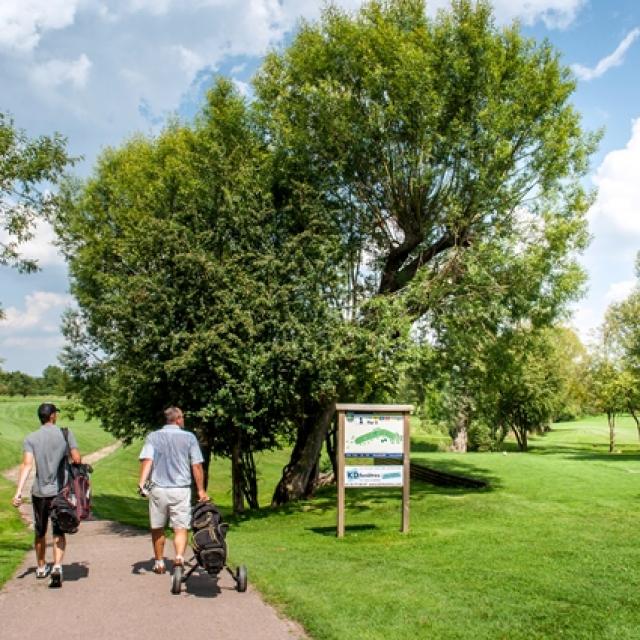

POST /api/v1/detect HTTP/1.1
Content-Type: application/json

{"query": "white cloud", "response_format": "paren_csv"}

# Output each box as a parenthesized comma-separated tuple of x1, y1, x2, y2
(128, 0, 175, 16)
(0, 291, 74, 333)
(30, 53, 92, 89)
(0, 0, 80, 54)
(472, 0, 584, 28)
(591, 118, 640, 235)
(232, 78, 251, 97)
(605, 279, 636, 305)
(174, 45, 204, 79)
(0, 219, 65, 268)
(16, 220, 65, 267)
(572, 28, 640, 81)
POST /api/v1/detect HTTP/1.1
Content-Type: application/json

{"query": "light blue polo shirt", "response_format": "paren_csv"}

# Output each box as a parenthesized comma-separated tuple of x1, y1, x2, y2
(139, 425, 204, 488)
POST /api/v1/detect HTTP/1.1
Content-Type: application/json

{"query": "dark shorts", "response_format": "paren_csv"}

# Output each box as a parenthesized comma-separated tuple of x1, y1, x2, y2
(32, 495, 64, 538)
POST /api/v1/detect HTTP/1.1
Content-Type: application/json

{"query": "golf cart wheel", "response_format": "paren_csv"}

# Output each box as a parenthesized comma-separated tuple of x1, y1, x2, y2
(236, 565, 248, 593)
(171, 565, 183, 595)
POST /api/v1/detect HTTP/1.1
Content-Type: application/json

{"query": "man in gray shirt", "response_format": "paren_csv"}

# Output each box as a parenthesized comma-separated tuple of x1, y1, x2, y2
(12, 403, 82, 588)
(138, 406, 208, 574)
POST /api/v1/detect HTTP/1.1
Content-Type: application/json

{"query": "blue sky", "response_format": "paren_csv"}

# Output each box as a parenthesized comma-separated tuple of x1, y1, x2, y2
(1, 0, 639, 375)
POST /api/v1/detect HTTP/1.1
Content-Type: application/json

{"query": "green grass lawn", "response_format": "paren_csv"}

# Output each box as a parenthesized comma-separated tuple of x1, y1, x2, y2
(0, 395, 115, 471)
(88, 415, 640, 639)
(3, 401, 640, 638)
(0, 396, 115, 588)
(0, 476, 31, 586)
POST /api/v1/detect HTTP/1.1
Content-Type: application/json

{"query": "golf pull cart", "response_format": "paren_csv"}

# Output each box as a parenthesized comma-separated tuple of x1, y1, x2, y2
(171, 558, 248, 594)
(171, 500, 247, 595)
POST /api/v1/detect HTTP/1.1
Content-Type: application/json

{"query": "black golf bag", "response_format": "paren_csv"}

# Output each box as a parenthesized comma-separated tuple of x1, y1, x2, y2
(191, 501, 229, 575)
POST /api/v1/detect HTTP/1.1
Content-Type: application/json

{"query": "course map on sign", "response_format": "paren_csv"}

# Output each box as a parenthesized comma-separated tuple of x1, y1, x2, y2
(344, 412, 404, 458)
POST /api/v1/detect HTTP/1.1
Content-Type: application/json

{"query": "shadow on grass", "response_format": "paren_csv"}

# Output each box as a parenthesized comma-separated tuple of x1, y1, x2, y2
(307, 524, 377, 536)
(562, 451, 640, 462)
(410, 458, 501, 489)
(527, 444, 640, 461)
(225, 473, 497, 530)
(410, 440, 442, 453)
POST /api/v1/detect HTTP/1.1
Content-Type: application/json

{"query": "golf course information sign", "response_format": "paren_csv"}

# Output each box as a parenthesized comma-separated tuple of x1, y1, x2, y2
(336, 403, 413, 538)
(344, 412, 404, 458)
(344, 465, 404, 487)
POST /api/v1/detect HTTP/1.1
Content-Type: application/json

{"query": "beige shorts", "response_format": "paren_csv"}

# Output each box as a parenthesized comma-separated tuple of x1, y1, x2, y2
(149, 486, 191, 530)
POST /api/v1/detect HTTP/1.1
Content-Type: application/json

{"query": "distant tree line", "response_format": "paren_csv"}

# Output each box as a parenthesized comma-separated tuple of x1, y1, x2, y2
(0, 365, 70, 397)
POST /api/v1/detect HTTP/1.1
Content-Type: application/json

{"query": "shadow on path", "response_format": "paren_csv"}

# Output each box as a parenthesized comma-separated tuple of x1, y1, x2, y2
(16, 561, 89, 582)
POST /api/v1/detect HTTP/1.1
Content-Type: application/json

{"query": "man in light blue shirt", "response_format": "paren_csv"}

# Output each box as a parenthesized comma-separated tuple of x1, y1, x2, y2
(138, 406, 208, 574)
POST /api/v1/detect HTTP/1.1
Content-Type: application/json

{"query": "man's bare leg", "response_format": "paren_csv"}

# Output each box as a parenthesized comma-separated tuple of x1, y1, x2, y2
(52, 534, 66, 566)
(34, 535, 47, 567)
(173, 528, 188, 564)
(151, 527, 166, 560)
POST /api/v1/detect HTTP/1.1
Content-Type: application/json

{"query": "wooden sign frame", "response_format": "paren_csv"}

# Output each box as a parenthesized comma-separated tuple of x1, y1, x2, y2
(336, 403, 413, 538)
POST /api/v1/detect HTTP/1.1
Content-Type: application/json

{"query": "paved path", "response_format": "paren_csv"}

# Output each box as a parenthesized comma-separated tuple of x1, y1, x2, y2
(1, 445, 306, 640)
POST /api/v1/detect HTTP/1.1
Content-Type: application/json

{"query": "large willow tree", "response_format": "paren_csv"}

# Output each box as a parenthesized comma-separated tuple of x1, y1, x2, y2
(257, 0, 597, 503)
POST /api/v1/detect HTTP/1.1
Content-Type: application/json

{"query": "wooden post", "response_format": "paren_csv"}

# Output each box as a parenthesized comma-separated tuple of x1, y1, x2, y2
(337, 410, 345, 538)
(402, 412, 410, 533)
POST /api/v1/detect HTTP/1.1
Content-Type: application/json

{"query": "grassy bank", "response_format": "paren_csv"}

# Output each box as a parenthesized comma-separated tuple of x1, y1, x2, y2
(0, 396, 115, 470)
(90, 415, 640, 639)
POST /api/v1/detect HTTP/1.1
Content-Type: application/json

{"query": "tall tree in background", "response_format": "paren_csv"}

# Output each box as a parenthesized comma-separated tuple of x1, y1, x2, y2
(256, 0, 597, 501)
(56, 80, 352, 512)
(0, 112, 71, 314)
(600, 256, 640, 440)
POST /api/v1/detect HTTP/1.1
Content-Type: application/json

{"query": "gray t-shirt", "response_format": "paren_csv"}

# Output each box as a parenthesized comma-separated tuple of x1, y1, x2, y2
(23, 425, 78, 498)
(139, 425, 204, 488)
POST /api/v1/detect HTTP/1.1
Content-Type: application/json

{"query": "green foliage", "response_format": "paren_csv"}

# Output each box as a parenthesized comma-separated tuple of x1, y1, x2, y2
(0, 365, 71, 397)
(57, 0, 598, 504)
(255, 0, 596, 310)
(253, 0, 596, 475)
(0, 112, 72, 313)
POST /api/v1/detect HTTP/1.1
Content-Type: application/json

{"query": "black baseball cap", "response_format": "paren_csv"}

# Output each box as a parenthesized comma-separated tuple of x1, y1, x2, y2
(37, 403, 60, 423)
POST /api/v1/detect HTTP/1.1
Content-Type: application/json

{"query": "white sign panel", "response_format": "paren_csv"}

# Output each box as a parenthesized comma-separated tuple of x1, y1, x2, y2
(344, 465, 404, 487)
(344, 412, 404, 458)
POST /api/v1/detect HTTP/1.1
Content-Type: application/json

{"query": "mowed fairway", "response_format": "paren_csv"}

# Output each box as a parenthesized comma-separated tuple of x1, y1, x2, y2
(88, 415, 640, 640)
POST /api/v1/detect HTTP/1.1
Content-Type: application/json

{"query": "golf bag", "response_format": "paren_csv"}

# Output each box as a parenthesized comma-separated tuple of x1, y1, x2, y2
(191, 501, 228, 575)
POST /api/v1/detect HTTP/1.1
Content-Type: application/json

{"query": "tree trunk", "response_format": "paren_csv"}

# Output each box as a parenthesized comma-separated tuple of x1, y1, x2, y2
(325, 416, 338, 479)
(450, 401, 470, 453)
(451, 425, 468, 452)
(628, 405, 640, 442)
(231, 431, 245, 514)
(272, 400, 336, 506)
(512, 424, 528, 451)
(240, 449, 259, 509)
(608, 411, 616, 453)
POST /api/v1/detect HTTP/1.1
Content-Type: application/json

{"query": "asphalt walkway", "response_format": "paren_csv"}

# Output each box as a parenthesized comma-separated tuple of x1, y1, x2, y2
(0, 445, 305, 640)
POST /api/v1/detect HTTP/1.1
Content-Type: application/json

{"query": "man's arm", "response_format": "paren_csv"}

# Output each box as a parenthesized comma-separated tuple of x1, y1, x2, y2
(138, 458, 153, 494)
(65, 430, 81, 464)
(12, 451, 34, 507)
(191, 463, 209, 502)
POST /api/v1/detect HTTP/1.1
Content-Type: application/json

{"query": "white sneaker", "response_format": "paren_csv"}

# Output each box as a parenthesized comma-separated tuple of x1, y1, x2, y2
(49, 565, 63, 588)
(35, 564, 50, 579)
